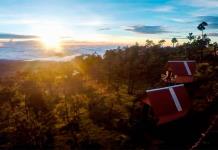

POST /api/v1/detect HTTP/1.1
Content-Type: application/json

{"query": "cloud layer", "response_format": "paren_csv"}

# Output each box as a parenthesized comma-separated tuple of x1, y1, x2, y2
(183, 0, 218, 7)
(0, 33, 37, 39)
(208, 33, 218, 37)
(198, 16, 218, 29)
(126, 25, 169, 34)
(144, 5, 174, 13)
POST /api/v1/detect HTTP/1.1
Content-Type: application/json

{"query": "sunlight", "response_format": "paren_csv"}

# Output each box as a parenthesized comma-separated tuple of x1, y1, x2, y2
(40, 34, 62, 51)
(31, 22, 67, 53)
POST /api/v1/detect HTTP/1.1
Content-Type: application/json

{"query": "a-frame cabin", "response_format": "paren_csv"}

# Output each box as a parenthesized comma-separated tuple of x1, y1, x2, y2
(143, 84, 191, 125)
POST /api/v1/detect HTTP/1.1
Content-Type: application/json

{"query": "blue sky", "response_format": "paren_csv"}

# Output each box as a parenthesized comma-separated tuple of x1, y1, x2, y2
(0, 0, 218, 44)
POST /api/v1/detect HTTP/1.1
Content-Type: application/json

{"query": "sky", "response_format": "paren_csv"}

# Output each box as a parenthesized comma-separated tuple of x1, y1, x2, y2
(0, 0, 218, 45)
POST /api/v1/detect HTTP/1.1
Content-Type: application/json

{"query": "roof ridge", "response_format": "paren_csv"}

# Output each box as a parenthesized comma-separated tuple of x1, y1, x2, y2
(146, 84, 184, 92)
(168, 60, 196, 62)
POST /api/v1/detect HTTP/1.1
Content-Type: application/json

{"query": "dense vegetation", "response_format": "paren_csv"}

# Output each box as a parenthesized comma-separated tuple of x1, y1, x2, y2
(0, 23, 218, 149)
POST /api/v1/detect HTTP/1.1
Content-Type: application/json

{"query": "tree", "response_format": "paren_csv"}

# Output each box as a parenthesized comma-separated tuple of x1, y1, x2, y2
(145, 40, 154, 48)
(198, 33, 210, 61)
(158, 40, 166, 47)
(186, 33, 195, 59)
(187, 33, 195, 43)
(171, 38, 178, 47)
(197, 21, 208, 39)
(213, 42, 218, 56)
(203, 34, 211, 46)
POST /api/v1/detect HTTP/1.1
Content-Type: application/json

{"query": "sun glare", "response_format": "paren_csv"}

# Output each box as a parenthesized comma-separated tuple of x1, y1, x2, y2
(40, 35, 62, 52)
(31, 22, 66, 53)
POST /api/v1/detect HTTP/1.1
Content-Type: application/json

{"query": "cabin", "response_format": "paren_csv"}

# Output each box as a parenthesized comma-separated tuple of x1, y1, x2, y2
(162, 60, 196, 83)
(143, 84, 191, 125)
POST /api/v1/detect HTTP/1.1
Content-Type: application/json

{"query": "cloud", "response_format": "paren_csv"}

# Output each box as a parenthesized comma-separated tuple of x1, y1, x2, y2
(144, 5, 174, 13)
(183, 0, 218, 7)
(210, 23, 218, 29)
(198, 16, 218, 29)
(98, 27, 111, 31)
(152, 6, 174, 12)
(126, 25, 169, 34)
(0, 19, 39, 25)
(170, 18, 187, 23)
(0, 33, 37, 39)
(164, 35, 187, 40)
(207, 33, 218, 37)
(199, 16, 218, 22)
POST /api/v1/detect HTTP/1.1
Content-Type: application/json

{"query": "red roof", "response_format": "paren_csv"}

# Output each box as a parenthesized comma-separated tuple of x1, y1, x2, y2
(167, 60, 196, 76)
(143, 84, 191, 125)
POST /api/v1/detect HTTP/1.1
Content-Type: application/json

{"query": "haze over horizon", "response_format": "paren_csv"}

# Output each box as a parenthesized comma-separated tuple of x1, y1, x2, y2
(0, 0, 218, 45)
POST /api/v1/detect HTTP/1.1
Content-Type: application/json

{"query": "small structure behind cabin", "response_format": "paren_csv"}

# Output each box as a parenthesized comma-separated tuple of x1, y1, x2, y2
(162, 60, 196, 83)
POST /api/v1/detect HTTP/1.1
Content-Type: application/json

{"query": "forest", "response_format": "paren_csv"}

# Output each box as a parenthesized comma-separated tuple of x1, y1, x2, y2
(0, 22, 218, 149)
